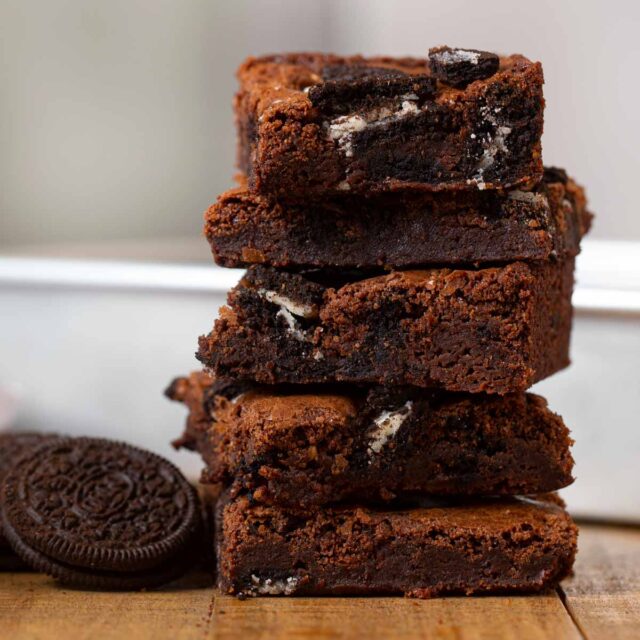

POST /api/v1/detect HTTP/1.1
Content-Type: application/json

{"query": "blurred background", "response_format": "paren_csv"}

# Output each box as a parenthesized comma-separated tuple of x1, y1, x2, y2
(0, 1, 638, 519)
(2, 0, 640, 247)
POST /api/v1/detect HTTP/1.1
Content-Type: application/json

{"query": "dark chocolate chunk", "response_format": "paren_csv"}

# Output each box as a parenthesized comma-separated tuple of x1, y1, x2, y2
(1, 437, 202, 589)
(308, 66, 435, 117)
(428, 46, 500, 88)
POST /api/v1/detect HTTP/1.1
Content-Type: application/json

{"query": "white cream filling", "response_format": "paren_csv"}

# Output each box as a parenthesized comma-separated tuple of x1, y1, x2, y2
(469, 106, 512, 190)
(328, 114, 367, 157)
(250, 575, 299, 596)
(257, 288, 316, 342)
(257, 289, 316, 318)
(229, 392, 245, 405)
(367, 401, 413, 458)
(433, 49, 480, 65)
(276, 307, 308, 342)
(326, 94, 422, 158)
(508, 190, 549, 206)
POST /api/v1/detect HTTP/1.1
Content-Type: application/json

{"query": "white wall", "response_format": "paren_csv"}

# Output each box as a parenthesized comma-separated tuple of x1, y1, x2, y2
(1, 0, 638, 246)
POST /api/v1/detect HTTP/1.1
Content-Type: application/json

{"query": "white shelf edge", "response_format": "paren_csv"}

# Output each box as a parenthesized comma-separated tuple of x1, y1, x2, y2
(0, 257, 243, 293)
(1, 239, 639, 313)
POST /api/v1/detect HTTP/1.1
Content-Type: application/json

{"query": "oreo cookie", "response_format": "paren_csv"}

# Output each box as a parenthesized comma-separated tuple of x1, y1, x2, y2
(428, 46, 500, 88)
(1, 437, 202, 589)
(0, 432, 57, 480)
(308, 64, 435, 117)
(0, 432, 58, 568)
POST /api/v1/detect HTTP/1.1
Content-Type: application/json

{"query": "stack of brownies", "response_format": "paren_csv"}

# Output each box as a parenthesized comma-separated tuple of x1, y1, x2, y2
(168, 47, 592, 597)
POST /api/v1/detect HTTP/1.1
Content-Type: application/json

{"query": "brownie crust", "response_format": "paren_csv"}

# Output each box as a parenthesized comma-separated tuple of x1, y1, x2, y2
(168, 373, 574, 507)
(235, 52, 544, 200)
(207, 170, 591, 269)
(216, 494, 577, 598)
(198, 259, 574, 394)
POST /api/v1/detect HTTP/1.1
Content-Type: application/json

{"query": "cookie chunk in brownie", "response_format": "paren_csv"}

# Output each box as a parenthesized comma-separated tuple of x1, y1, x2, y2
(235, 50, 544, 199)
(168, 372, 574, 507)
(198, 259, 574, 394)
(428, 47, 500, 88)
(206, 170, 590, 269)
(216, 493, 577, 598)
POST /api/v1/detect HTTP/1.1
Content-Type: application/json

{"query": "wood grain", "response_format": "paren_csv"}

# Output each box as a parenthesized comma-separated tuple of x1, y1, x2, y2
(213, 592, 580, 640)
(561, 524, 640, 640)
(0, 571, 215, 640)
(0, 524, 638, 640)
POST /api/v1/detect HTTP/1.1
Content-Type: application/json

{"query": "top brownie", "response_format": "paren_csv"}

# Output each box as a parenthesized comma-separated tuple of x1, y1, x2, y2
(236, 48, 544, 200)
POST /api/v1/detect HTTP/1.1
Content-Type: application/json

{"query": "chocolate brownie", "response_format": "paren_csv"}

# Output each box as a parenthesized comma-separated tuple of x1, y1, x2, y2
(198, 259, 574, 394)
(206, 169, 590, 269)
(1, 437, 202, 589)
(168, 372, 574, 507)
(235, 50, 544, 200)
(216, 493, 577, 598)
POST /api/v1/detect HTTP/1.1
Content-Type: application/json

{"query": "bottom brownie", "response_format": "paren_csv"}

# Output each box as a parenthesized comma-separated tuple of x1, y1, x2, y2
(217, 494, 577, 598)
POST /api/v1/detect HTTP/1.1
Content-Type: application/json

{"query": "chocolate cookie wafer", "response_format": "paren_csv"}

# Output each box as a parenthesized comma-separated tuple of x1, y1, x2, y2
(0, 432, 58, 569)
(1, 437, 203, 589)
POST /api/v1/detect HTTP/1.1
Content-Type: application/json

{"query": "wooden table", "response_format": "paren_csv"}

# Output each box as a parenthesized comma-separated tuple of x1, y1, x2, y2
(1, 523, 638, 639)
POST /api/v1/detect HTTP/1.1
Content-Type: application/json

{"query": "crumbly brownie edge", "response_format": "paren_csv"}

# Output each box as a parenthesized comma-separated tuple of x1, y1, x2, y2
(527, 258, 574, 383)
(165, 372, 215, 452)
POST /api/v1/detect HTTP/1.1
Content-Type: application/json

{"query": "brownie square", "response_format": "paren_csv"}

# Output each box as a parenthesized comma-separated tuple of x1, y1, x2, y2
(235, 51, 544, 200)
(167, 373, 574, 508)
(206, 169, 590, 270)
(198, 258, 574, 394)
(216, 493, 577, 598)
